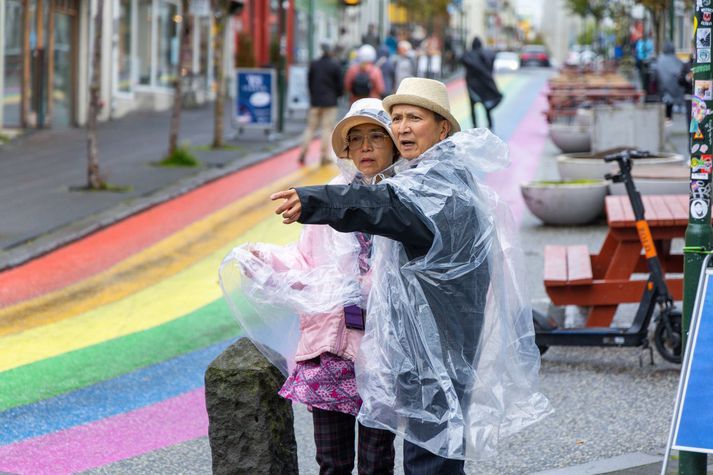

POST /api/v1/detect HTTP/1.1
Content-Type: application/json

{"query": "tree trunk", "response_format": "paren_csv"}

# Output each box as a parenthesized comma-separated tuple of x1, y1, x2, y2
(168, 0, 192, 157)
(212, 15, 226, 148)
(87, 0, 104, 190)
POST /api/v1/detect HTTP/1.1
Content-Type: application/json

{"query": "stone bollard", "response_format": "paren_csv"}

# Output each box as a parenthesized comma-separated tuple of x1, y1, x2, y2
(204, 337, 298, 475)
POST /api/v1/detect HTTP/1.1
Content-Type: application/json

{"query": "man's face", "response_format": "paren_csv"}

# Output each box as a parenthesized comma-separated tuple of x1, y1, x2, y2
(390, 104, 449, 160)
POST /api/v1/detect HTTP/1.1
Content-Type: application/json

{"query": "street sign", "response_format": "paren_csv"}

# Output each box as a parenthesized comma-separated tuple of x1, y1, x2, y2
(234, 68, 276, 133)
(286, 65, 309, 116)
(672, 264, 713, 454)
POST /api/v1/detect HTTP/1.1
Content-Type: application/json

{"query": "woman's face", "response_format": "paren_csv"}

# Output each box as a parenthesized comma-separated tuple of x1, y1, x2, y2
(346, 124, 396, 178)
(390, 104, 449, 160)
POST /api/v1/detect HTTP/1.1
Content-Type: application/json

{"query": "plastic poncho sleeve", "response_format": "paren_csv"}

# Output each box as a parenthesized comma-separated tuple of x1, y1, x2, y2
(297, 183, 434, 259)
(219, 176, 363, 376)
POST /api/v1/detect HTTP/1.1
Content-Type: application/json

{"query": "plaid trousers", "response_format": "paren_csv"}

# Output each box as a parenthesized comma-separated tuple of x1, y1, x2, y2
(312, 407, 395, 475)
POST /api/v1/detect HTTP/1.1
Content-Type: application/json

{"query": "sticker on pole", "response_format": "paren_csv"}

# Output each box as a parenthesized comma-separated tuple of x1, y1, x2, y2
(671, 267, 713, 454)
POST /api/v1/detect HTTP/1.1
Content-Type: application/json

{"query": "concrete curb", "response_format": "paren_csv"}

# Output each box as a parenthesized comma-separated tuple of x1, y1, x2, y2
(529, 452, 661, 475)
(0, 135, 304, 271)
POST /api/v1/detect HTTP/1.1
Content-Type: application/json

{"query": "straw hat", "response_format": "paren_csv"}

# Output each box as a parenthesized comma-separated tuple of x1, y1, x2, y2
(331, 98, 396, 159)
(382, 77, 461, 135)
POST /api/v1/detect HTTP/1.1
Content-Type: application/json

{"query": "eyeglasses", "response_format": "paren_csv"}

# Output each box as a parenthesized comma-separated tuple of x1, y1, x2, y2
(346, 132, 389, 150)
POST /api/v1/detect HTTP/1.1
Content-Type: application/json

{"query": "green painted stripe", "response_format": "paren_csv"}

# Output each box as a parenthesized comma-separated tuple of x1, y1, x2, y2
(0, 299, 239, 411)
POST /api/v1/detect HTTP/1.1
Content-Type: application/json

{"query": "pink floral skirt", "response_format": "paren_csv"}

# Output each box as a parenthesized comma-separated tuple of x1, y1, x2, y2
(278, 352, 362, 416)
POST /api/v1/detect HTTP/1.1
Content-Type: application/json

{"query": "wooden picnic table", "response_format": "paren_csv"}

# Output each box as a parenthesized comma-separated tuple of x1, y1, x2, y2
(545, 194, 691, 327)
(544, 89, 644, 122)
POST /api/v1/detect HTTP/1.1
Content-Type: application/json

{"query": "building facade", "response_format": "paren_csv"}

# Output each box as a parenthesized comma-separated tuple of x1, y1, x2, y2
(1, 0, 230, 130)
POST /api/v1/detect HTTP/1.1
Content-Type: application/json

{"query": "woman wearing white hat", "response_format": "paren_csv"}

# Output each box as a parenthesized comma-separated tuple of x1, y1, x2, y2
(220, 98, 399, 474)
(272, 78, 551, 473)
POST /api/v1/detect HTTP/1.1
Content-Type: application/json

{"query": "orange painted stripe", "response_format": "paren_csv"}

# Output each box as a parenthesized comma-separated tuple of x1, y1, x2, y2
(0, 144, 313, 307)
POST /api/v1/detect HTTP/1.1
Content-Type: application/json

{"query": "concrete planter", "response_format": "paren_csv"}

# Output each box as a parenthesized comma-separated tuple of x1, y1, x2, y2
(548, 123, 591, 153)
(609, 163, 690, 195)
(557, 152, 684, 181)
(520, 180, 608, 225)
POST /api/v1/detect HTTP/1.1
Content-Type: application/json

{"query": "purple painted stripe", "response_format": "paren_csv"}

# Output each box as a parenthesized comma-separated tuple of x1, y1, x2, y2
(0, 388, 207, 475)
(486, 87, 550, 226)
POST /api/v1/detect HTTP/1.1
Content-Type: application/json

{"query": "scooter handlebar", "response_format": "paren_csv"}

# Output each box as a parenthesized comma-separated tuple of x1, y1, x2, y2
(603, 149, 651, 162)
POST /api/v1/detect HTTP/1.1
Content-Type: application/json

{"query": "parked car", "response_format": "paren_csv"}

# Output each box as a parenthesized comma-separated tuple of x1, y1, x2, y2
(494, 51, 520, 72)
(520, 45, 550, 67)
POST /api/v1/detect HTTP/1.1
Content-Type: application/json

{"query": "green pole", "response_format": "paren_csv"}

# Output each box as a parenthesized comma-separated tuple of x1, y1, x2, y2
(680, 5, 711, 475)
(277, 0, 286, 133)
(669, 0, 674, 43)
(307, 0, 314, 60)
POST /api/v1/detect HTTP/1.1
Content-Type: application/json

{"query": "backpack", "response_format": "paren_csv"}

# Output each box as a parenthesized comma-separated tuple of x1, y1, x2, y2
(351, 70, 373, 97)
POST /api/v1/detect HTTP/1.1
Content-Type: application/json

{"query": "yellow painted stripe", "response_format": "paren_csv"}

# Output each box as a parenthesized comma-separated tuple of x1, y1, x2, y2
(0, 166, 336, 372)
(0, 164, 335, 337)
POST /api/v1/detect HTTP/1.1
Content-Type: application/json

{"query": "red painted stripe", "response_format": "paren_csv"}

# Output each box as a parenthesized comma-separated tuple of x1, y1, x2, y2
(0, 142, 316, 307)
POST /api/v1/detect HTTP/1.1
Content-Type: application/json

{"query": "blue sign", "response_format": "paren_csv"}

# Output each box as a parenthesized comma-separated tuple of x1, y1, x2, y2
(234, 68, 276, 127)
(672, 268, 713, 454)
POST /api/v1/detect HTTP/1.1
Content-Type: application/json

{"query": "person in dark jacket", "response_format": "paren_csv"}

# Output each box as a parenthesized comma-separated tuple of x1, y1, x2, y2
(298, 43, 344, 165)
(461, 37, 502, 130)
(271, 78, 550, 473)
(652, 41, 684, 121)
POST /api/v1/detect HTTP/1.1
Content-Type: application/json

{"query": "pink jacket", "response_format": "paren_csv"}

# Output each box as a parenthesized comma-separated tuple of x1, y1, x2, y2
(253, 176, 367, 363)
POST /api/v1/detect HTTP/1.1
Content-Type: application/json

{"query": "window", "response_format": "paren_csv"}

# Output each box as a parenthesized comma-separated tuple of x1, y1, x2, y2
(137, 0, 152, 85)
(3, 0, 23, 126)
(117, 0, 133, 92)
(156, 0, 179, 88)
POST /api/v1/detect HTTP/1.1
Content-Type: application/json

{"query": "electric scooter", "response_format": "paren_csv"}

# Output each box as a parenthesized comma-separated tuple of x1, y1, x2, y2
(533, 149, 683, 363)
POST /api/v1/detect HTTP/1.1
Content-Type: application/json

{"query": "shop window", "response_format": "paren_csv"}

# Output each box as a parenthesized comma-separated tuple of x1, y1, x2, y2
(156, 0, 179, 88)
(3, 0, 23, 126)
(137, 0, 152, 85)
(117, 0, 133, 92)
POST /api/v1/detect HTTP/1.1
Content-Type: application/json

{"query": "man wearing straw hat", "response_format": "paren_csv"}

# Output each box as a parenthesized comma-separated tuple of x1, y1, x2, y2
(272, 78, 550, 473)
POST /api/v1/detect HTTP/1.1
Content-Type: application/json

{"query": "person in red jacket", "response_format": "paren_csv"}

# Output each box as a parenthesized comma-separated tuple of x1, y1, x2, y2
(344, 45, 385, 104)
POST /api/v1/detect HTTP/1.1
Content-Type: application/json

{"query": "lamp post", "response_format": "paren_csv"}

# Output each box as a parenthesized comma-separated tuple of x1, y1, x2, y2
(680, 4, 711, 473)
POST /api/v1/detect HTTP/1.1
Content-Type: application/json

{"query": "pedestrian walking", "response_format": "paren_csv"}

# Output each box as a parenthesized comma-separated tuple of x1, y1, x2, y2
(418, 33, 442, 79)
(298, 43, 343, 166)
(334, 26, 352, 68)
(461, 36, 502, 130)
(344, 45, 385, 104)
(652, 41, 684, 122)
(220, 98, 400, 475)
(635, 35, 655, 90)
(375, 46, 396, 97)
(393, 41, 417, 90)
(361, 23, 380, 49)
(271, 78, 551, 473)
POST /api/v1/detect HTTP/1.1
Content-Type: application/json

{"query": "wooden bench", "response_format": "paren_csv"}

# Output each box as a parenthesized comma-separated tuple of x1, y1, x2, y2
(544, 245, 593, 288)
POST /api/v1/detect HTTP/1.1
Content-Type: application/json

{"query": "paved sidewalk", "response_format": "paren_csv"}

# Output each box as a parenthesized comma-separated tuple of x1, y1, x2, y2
(0, 103, 316, 269)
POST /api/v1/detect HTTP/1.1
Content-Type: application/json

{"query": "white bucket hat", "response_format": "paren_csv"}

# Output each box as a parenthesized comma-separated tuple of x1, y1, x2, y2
(356, 44, 377, 63)
(331, 98, 397, 159)
(382, 77, 461, 135)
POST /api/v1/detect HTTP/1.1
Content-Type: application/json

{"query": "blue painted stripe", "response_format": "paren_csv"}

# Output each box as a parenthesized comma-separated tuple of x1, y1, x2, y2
(0, 338, 235, 445)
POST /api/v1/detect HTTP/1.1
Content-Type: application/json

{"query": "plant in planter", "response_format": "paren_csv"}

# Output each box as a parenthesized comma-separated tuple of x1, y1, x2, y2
(520, 179, 608, 225)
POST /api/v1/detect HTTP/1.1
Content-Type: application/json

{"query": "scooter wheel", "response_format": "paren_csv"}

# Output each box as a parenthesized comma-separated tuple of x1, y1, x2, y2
(654, 310, 682, 364)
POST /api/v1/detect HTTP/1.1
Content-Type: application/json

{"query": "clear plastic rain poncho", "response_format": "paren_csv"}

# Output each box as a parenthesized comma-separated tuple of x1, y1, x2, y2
(218, 160, 397, 375)
(219, 128, 551, 460)
(353, 128, 552, 460)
